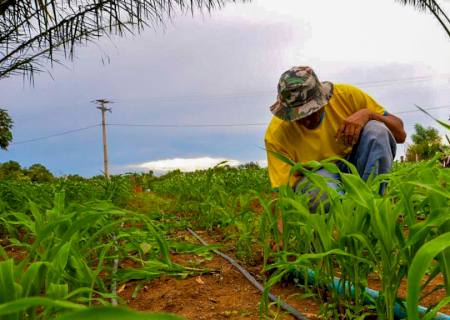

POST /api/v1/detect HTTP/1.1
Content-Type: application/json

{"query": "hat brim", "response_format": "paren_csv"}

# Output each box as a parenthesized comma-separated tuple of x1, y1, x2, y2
(270, 81, 333, 121)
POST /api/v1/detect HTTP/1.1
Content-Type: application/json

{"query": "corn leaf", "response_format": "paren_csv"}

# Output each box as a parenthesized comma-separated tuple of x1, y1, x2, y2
(0, 297, 85, 316)
(407, 232, 450, 319)
(57, 306, 184, 319)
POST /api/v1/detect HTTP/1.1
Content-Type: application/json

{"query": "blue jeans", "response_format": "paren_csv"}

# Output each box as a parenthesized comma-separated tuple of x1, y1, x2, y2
(297, 120, 397, 210)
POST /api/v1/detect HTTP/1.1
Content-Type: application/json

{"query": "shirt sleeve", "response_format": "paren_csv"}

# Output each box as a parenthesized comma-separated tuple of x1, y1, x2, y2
(345, 84, 386, 115)
(265, 139, 293, 190)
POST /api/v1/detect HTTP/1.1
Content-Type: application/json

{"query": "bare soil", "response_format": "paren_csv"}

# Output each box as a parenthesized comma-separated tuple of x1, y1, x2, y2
(118, 228, 450, 319)
(119, 251, 321, 320)
(1, 218, 449, 319)
(368, 273, 450, 314)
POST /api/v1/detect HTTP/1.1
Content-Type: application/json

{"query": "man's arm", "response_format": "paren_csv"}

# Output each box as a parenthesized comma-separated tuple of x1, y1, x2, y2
(371, 112, 406, 143)
(336, 108, 406, 146)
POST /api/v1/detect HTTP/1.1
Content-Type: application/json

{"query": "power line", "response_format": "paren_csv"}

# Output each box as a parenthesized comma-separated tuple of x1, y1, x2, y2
(11, 124, 100, 145)
(9, 75, 449, 125)
(8, 104, 449, 145)
(107, 105, 450, 127)
(107, 123, 267, 128)
(353, 74, 449, 87)
(113, 74, 449, 103)
(396, 104, 450, 114)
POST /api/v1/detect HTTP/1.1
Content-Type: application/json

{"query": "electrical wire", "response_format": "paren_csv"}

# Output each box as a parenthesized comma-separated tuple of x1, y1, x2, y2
(186, 228, 309, 320)
(353, 74, 450, 87)
(112, 74, 450, 103)
(106, 123, 267, 128)
(395, 104, 450, 114)
(8, 105, 449, 145)
(107, 105, 449, 128)
(10, 124, 101, 145)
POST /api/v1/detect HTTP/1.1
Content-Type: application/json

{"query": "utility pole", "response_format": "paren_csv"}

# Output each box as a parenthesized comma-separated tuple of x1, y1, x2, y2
(93, 99, 112, 179)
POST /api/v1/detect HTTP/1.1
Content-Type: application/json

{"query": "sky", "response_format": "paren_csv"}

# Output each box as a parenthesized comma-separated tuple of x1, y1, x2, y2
(1, 0, 450, 176)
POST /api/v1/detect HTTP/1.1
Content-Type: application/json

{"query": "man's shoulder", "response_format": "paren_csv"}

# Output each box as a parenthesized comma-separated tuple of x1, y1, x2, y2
(265, 116, 290, 143)
(333, 83, 363, 95)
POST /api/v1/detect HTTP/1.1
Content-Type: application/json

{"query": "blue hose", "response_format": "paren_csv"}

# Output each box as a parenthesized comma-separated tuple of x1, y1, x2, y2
(294, 268, 450, 320)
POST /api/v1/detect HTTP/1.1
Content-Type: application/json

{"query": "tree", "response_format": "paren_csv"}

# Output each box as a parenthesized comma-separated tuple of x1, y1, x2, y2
(0, 108, 13, 150)
(238, 161, 261, 170)
(0, 160, 25, 179)
(406, 123, 445, 161)
(25, 163, 54, 182)
(62, 174, 86, 182)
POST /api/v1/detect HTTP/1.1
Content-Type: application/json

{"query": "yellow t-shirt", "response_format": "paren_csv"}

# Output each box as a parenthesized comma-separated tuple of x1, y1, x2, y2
(264, 83, 386, 189)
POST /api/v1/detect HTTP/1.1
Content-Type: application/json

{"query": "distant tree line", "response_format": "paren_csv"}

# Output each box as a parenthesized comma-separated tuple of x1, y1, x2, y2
(0, 161, 54, 182)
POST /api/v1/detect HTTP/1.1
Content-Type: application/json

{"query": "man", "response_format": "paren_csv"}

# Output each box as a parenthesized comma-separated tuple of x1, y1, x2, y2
(265, 66, 406, 197)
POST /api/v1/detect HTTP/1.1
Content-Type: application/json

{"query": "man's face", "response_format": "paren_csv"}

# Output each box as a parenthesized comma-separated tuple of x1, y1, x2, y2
(295, 108, 325, 130)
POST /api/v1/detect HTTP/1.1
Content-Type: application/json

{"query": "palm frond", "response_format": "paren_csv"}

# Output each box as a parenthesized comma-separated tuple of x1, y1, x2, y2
(395, 0, 450, 36)
(0, 0, 245, 80)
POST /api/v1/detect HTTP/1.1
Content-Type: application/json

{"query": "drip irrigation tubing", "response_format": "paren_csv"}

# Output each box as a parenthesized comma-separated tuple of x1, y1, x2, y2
(186, 228, 309, 320)
(187, 228, 450, 319)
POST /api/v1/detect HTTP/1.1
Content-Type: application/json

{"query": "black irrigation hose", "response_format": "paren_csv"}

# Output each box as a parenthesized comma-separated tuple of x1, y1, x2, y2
(186, 228, 309, 320)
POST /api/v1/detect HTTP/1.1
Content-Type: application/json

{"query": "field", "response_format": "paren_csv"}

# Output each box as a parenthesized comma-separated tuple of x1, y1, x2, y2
(0, 157, 449, 320)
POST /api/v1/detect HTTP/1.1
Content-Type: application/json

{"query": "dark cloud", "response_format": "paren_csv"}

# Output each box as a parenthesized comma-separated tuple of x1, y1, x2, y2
(1, 2, 449, 176)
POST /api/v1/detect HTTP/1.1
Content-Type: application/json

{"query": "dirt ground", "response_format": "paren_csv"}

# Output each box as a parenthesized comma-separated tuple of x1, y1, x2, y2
(2, 227, 449, 319)
(119, 251, 321, 320)
(368, 273, 450, 315)
(118, 229, 450, 320)
(118, 229, 321, 319)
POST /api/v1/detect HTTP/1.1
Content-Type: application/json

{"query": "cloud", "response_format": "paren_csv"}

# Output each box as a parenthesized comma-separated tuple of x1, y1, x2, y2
(128, 157, 242, 174)
(256, 159, 268, 168)
(119, 157, 268, 175)
(3, 0, 449, 177)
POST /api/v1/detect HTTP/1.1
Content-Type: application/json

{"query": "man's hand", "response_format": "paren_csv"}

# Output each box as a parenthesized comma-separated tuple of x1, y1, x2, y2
(336, 108, 373, 146)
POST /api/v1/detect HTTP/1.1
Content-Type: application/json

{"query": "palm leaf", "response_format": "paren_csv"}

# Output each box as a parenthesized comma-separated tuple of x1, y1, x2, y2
(0, 0, 244, 80)
(395, 1, 449, 37)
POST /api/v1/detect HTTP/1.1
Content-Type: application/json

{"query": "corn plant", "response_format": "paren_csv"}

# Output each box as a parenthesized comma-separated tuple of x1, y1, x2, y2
(0, 190, 207, 319)
(57, 306, 183, 319)
(261, 154, 450, 319)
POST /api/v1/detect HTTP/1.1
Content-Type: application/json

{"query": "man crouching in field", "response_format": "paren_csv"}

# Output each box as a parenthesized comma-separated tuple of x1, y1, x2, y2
(264, 66, 407, 206)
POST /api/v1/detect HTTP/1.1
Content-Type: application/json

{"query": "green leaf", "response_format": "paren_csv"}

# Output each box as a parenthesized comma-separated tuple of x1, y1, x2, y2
(20, 261, 49, 297)
(0, 260, 18, 304)
(422, 296, 450, 320)
(265, 149, 296, 166)
(52, 241, 72, 275)
(57, 306, 184, 320)
(0, 297, 85, 316)
(407, 232, 450, 319)
(407, 182, 450, 199)
(28, 201, 43, 234)
(47, 283, 69, 300)
(340, 173, 373, 210)
(415, 104, 450, 130)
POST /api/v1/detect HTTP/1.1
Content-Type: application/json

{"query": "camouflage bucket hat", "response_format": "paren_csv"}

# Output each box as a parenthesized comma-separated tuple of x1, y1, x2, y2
(270, 66, 333, 121)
